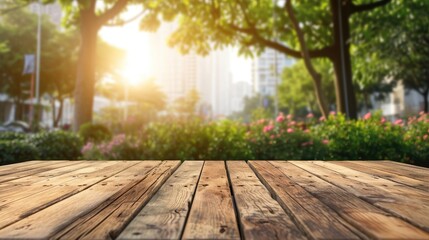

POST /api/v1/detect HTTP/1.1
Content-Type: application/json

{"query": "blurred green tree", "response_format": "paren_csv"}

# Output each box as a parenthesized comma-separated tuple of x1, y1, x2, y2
(352, 0, 429, 112)
(139, 0, 392, 118)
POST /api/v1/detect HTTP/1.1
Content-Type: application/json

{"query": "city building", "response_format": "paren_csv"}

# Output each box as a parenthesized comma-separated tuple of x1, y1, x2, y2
(371, 83, 425, 120)
(252, 48, 294, 96)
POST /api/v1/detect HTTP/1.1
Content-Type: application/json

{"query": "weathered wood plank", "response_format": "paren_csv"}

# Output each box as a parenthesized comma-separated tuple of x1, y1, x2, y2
(356, 161, 429, 183)
(292, 161, 429, 231)
(275, 161, 429, 239)
(0, 161, 138, 230)
(182, 161, 240, 240)
(0, 161, 101, 199)
(227, 161, 306, 240)
(0, 161, 79, 184)
(0, 161, 46, 176)
(333, 161, 428, 192)
(249, 161, 360, 240)
(118, 161, 203, 240)
(311, 161, 429, 201)
(0, 161, 161, 239)
(55, 160, 181, 240)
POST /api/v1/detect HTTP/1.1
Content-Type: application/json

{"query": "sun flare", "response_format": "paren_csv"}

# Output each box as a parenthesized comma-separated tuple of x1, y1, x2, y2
(99, 13, 153, 85)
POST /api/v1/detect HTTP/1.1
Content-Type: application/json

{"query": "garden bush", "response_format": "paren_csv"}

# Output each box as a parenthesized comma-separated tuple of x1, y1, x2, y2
(29, 131, 83, 160)
(246, 113, 328, 160)
(79, 113, 429, 167)
(313, 112, 406, 161)
(0, 140, 39, 165)
(403, 113, 429, 167)
(79, 123, 112, 143)
(0, 132, 27, 141)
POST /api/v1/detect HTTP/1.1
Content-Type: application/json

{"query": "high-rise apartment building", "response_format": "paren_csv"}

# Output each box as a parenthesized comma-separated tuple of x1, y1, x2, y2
(252, 48, 294, 96)
(147, 22, 233, 117)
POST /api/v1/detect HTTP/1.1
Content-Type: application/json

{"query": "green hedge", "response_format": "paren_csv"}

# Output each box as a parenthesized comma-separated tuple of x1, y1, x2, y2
(81, 113, 429, 167)
(0, 131, 83, 165)
(0, 140, 39, 165)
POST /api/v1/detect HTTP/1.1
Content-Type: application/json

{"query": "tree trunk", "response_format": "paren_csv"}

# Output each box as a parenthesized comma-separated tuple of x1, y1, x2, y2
(14, 98, 22, 121)
(330, 0, 357, 118)
(72, 11, 99, 131)
(422, 90, 429, 113)
(51, 97, 56, 128)
(54, 98, 64, 128)
(286, 0, 329, 118)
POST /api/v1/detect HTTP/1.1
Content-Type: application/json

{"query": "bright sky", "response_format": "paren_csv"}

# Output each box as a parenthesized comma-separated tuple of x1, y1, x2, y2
(98, 8, 252, 85)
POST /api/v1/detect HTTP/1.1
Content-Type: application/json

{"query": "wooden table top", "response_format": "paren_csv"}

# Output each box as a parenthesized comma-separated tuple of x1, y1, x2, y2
(0, 160, 427, 239)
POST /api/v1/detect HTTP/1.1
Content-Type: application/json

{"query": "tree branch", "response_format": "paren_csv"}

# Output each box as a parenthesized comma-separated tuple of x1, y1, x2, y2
(96, 0, 129, 27)
(0, 2, 29, 15)
(227, 24, 333, 58)
(104, 9, 146, 27)
(350, 0, 391, 14)
(285, 0, 329, 117)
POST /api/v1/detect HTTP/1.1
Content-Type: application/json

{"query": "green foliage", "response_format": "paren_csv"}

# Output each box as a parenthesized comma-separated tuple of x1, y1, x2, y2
(279, 59, 335, 115)
(140, 118, 251, 160)
(403, 114, 429, 167)
(29, 131, 83, 160)
(352, 0, 429, 109)
(313, 112, 405, 161)
(173, 89, 200, 115)
(79, 123, 112, 143)
(0, 132, 27, 141)
(246, 114, 327, 160)
(0, 140, 39, 165)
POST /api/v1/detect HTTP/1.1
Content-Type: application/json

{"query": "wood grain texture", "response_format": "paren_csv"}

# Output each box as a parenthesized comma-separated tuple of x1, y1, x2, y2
(0, 161, 78, 184)
(227, 161, 306, 240)
(249, 161, 360, 240)
(356, 161, 429, 183)
(0, 161, 46, 176)
(0, 161, 132, 229)
(276, 161, 429, 239)
(333, 161, 428, 192)
(0, 161, 107, 204)
(292, 161, 429, 231)
(118, 161, 203, 240)
(0, 161, 160, 239)
(56, 160, 181, 240)
(182, 161, 240, 240)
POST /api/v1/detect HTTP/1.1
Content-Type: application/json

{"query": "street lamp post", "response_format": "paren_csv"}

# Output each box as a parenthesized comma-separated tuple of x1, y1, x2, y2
(33, 0, 42, 127)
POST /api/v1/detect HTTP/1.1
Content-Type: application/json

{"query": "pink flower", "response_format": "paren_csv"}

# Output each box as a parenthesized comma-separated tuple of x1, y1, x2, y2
(424, 135, 428, 140)
(307, 113, 314, 118)
(394, 119, 403, 125)
(419, 111, 425, 115)
(322, 139, 329, 145)
(270, 135, 275, 139)
(380, 117, 386, 124)
(319, 116, 326, 121)
(304, 129, 310, 133)
(263, 125, 274, 133)
(288, 121, 296, 126)
(363, 112, 371, 120)
(286, 114, 293, 120)
(257, 119, 266, 125)
(287, 128, 294, 133)
(276, 115, 285, 123)
(81, 142, 94, 154)
(329, 111, 336, 115)
(301, 141, 314, 147)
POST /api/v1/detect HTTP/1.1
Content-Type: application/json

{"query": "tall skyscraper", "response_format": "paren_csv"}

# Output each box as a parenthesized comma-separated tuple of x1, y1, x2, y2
(147, 22, 233, 117)
(252, 48, 294, 96)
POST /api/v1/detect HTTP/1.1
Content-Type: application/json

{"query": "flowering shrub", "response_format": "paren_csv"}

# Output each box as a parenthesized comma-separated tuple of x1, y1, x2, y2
(403, 112, 429, 166)
(78, 112, 429, 167)
(246, 113, 327, 160)
(313, 112, 405, 161)
(81, 134, 143, 160)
